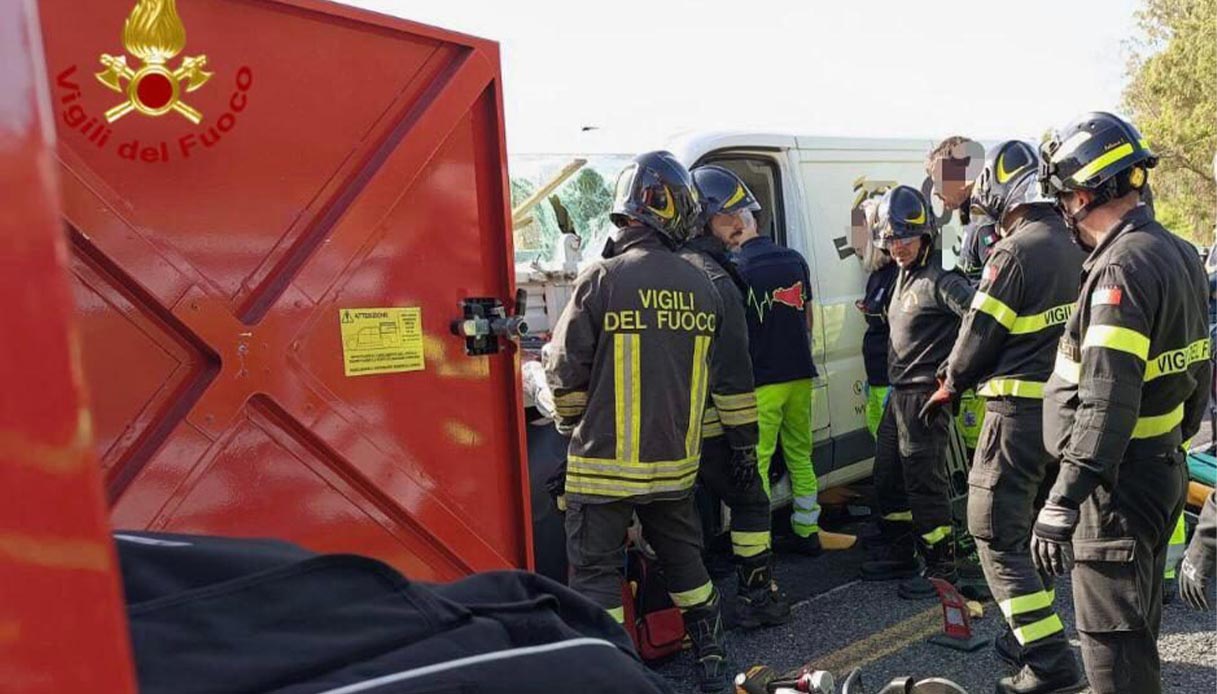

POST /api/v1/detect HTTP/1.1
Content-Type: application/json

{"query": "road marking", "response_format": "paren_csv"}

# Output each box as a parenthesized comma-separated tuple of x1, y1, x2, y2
(811, 605, 942, 675)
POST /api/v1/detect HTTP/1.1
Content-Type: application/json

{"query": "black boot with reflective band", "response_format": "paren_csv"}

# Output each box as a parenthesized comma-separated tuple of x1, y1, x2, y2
(682, 592, 734, 694)
(734, 551, 791, 630)
(860, 519, 920, 581)
(897, 536, 957, 600)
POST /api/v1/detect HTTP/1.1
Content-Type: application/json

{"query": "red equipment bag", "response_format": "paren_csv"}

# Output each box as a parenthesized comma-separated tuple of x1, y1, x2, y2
(623, 548, 686, 662)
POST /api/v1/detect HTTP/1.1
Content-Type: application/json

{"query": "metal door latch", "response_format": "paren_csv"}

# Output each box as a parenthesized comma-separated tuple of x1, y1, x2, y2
(450, 289, 529, 356)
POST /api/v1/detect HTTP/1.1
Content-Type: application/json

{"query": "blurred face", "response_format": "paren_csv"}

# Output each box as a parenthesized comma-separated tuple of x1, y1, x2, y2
(887, 235, 924, 268)
(931, 158, 974, 210)
(709, 208, 758, 250)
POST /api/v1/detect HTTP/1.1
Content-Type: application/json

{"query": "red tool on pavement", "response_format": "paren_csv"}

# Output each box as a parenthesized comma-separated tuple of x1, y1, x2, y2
(927, 578, 990, 652)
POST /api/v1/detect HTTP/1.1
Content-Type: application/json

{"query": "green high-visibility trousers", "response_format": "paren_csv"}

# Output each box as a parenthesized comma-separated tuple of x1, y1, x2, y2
(756, 379, 820, 537)
(866, 384, 890, 439)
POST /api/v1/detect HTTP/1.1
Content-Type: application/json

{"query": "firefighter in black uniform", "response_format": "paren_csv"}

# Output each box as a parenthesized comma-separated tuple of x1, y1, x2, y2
(546, 151, 739, 694)
(937, 141, 1086, 694)
(1032, 112, 1211, 694)
(859, 185, 974, 599)
(682, 164, 791, 629)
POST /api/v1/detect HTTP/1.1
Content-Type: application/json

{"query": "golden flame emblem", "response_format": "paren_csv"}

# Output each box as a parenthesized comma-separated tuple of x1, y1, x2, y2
(95, 0, 211, 124)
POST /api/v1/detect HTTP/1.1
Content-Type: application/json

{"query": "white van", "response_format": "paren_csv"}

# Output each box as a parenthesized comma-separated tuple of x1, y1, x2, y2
(518, 131, 967, 504)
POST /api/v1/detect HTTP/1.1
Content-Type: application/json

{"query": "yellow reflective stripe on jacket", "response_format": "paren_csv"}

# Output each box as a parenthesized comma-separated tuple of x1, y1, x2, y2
(712, 391, 758, 426)
(971, 293, 1072, 335)
(1054, 352, 1080, 384)
(702, 421, 724, 438)
(999, 590, 1054, 619)
(669, 581, 714, 608)
(614, 334, 642, 462)
(978, 379, 1045, 399)
(1082, 324, 1151, 361)
(1145, 338, 1211, 381)
(567, 455, 700, 479)
(1013, 614, 1065, 645)
(553, 390, 588, 416)
(731, 530, 771, 558)
(685, 335, 711, 457)
(564, 470, 700, 498)
(1010, 303, 1073, 335)
(971, 291, 1018, 330)
(1131, 403, 1185, 440)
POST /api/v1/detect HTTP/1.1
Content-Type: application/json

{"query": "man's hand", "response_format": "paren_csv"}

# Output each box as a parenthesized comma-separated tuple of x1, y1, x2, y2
(1031, 501, 1079, 576)
(917, 381, 954, 427)
(730, 447, 759, 490)
(1179, 556, 1211, 610)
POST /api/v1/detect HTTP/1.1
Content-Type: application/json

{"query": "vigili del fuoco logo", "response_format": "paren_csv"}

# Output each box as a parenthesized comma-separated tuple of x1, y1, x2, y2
(54, 0, 253, 163)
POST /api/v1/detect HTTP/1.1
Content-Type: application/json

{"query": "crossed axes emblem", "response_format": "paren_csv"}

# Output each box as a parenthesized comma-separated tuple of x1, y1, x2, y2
(96, 53, 212, 124)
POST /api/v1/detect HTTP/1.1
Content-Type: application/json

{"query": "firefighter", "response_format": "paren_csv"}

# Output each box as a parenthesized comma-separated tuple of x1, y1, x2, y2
(545, 151, 735, 693)
(1032, 112, 1211, 694)
(719, 185, 854, 555)
(859, 185, 974, 599)
(682, 164, 791, 629)
(926, 135, 989, 453)
(936, 141, 1086, 694)
(1179, 490, 1216, 610)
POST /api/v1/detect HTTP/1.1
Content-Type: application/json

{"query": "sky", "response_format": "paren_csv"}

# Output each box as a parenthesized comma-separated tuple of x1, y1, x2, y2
(340, 0, 1144, 154)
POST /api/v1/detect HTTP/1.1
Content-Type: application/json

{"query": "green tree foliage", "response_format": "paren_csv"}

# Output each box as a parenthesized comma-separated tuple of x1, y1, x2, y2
(510, 166, 616, 261)
(1123, 0, 1217, 244)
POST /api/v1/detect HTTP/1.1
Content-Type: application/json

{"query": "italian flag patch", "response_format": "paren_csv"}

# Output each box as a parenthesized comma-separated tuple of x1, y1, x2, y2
(1091, 286, 1123, 307)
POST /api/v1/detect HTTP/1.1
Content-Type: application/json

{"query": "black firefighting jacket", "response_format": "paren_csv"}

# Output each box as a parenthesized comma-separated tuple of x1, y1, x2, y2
(887, 248, 975, 388)
(545, 225, 728, 504)
(1044, 206, 1212, 506)
(680, 235, 759, 449)
(944, 206, 1085, 400)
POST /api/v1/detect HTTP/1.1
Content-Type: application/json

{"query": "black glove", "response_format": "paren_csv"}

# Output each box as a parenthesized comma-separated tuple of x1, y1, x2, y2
(545, 462, 568, 512)
(730, 447, 759, 490)
(1031, 500, 1079, 576)
(1179, 555, 1211, 610)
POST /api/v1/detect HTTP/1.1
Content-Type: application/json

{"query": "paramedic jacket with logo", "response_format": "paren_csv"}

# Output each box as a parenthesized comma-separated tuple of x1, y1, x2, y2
(1044, 205, 1212, 506)
(679, 235, 760, 450)
(735, 236, 818, 386)
(545, 225, 728, 504)
(944, 206, 1085, 399)
(887, 248, 975, 388)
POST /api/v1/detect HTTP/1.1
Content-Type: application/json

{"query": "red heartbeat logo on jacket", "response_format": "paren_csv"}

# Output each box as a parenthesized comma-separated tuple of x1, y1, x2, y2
(772, 282, 805, 309)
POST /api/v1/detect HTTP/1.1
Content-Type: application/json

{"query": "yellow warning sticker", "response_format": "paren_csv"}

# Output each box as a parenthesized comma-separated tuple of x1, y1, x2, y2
(339, 307, 424, 377)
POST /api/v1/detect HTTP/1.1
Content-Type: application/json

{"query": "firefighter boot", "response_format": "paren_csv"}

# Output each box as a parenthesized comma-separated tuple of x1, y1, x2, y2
(683, 594, 734, 694)
(996, 664, 1087, 694)
(860, 519, 919, 581)
(993, 625, 1023, 668)
(735, 551, 792, 630)
(897, 538, 957, 600)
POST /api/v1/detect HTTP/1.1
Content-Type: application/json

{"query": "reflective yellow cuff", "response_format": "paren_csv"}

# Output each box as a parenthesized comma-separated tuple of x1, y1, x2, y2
(1014, 614, 1064, 645)
(1000, 590, 1054, 619)
(719, 407, 758, 426)
(883, 511, 913, 522)
(731, 531, 771, 557)
(922, 525, 952, 546)
(702, 422, 724, 439)
(978, 379, 1045, 399)
(1082, 324, 1150, 361)
(670, 581, 714, 609)
(971, 291, 1017, 330)
(712, 391, 757, 411)
(1131, 403, 1185, 439)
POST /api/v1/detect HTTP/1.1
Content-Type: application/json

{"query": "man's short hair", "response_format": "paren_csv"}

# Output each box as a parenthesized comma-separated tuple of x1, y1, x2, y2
(926, 136, 984, 183)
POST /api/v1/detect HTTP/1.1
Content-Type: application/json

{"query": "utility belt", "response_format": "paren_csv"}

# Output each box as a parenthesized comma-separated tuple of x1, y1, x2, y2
(1121, 441, 1187, 467)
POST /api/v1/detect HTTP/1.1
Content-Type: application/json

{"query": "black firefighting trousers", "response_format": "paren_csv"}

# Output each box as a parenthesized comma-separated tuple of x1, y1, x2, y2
(967, 399, 1074, 678)
(1070, 451, 1187, 694)
(699, 434, 772, 559)
(874, 387, 954, 548)
(565, 495, 714, 621)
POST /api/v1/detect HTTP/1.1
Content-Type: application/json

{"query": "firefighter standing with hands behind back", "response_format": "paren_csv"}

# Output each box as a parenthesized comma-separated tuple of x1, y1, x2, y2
(859, 186, 974, 599)
(545, 151, 737, 694)
(1032, 112, 1211, 694)
(938, 141, 1086, 694)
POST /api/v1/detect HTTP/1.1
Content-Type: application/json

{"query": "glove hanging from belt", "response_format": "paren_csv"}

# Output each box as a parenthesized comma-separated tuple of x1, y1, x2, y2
(730, 446, 759, 490)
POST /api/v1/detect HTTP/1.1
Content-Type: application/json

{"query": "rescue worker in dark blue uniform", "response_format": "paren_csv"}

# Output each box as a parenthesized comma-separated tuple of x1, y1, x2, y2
(937, 141, 1086, 694)
(682, 164, 790, 630)
(855, 193, 898, 438)
(859, 186, 974, 599)
(546, 151, 737, 693)
(1032, 112, 1211, 694)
